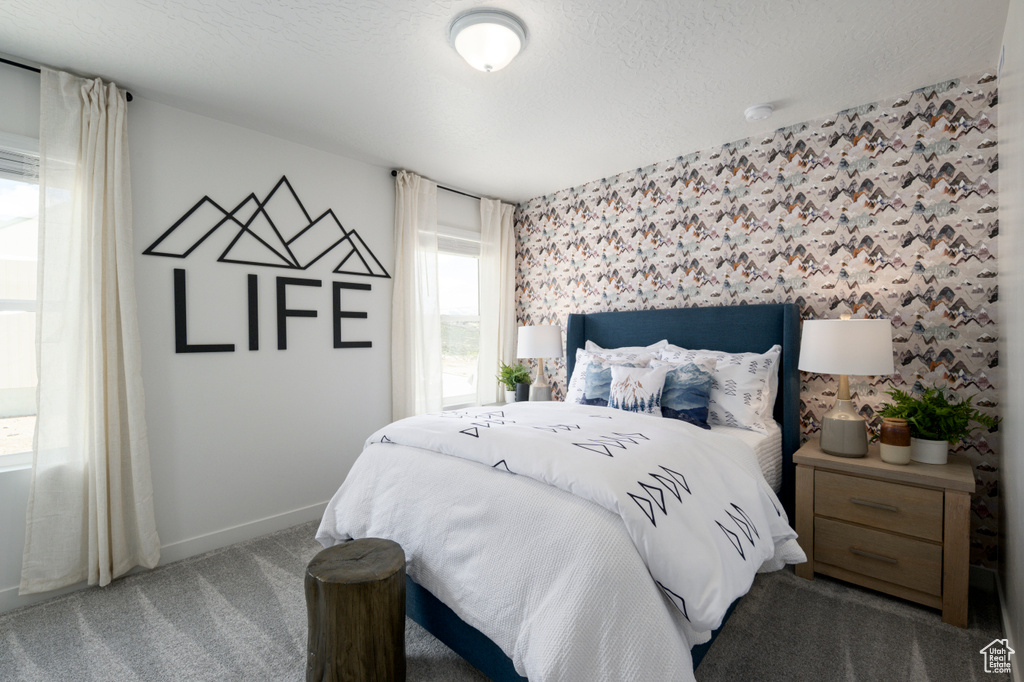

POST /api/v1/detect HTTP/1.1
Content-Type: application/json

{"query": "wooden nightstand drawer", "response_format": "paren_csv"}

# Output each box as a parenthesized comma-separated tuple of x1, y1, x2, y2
(814, 517, 942, 596)
(815, 470, 943, 542)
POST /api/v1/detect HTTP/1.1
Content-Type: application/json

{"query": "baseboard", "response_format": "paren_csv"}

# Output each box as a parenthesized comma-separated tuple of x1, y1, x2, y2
(0, 500, 328, 615)
(157, 501, 328, 565)
(996, 573, 1022, 682)
(0, 580, 90, 615)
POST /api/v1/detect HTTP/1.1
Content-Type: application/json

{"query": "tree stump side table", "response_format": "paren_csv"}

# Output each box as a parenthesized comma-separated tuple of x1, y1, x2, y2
(305, 538, 406, 682)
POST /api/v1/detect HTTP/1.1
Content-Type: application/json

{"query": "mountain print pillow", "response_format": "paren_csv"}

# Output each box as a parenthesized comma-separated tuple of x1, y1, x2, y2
(581, 359, 649, 407)
(650, 358, 717, 428)
(566, 349, 654, 404)
(608, 365, 670, 416)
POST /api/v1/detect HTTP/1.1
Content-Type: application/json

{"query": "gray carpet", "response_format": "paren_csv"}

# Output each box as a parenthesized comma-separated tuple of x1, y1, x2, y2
(697, 568, 1009, 682)
(0, 521, 485, 682)
(0, 521, 1009, 681)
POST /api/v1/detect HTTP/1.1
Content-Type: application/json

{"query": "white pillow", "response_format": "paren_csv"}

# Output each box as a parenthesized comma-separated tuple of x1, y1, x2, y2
(659, 344, 781, 435)
(661, 344, 781, 413)
(608, 365, 670, 416)
(566, 348, 654, 404)
(584, 339, 669, 353)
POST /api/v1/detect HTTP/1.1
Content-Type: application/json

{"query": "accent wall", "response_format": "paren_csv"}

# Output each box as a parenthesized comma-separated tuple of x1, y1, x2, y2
(515, 72, 1001, 567)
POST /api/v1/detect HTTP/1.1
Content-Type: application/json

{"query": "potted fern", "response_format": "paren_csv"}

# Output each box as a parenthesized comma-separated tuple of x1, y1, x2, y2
(497, 362, 531, 403)
(875, 386, 999, 464)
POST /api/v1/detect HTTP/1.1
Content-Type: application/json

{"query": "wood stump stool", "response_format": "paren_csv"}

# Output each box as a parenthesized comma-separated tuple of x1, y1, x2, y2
(305, 538, 406, 682)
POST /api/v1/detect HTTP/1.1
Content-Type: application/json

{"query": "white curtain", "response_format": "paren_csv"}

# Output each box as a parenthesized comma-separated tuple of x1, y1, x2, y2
(392, 171, 442, 420)
(20, 69, 159, 594)
(477, 199, 517, 405)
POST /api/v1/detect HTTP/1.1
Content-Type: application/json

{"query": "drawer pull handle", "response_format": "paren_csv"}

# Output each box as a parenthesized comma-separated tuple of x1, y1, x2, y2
(850, 498, 899, 513)
(850, 547, 898, 564)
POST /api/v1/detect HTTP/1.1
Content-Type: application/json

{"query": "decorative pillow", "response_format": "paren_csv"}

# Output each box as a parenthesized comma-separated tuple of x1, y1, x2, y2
(650, 358, 717, 429)
(584, 339, 669, 353)
(659, 344, 782, 435)
(581, 358, 648, 407)
(566, 349, 654, 404)
(608, 365, 670, 416)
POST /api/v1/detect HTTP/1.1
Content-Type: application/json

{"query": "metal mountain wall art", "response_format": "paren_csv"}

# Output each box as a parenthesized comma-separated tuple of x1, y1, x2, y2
(143, 176, 390, 278)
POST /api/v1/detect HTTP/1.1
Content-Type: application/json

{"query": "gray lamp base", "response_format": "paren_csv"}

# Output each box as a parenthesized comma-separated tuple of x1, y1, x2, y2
(529, 385, 552, 401)
(819, 399, 868, 457)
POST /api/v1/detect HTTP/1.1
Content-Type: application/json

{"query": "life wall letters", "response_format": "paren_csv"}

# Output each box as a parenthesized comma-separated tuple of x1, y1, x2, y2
(144, 176, 390, 353)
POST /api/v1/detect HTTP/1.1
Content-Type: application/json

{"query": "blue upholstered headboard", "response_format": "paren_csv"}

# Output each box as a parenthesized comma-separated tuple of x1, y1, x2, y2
(565, 303, 801, 520)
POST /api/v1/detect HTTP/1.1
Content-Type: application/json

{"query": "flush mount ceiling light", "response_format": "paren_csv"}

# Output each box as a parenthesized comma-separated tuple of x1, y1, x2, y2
(744, 104, 774, 122)
(449, 9, 527, 72)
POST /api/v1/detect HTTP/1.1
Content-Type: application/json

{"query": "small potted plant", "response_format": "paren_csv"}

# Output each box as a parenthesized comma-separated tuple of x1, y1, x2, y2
(875, 386, 999, 464)
(497, 362, 532, 403)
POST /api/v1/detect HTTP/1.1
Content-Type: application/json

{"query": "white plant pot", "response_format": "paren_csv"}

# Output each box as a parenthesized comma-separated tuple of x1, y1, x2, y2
(911, 437, 949, 465)
(505, 390, 516, 404)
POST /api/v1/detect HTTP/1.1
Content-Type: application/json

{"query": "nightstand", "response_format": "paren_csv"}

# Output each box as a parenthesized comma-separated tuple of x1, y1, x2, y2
(793, 439, 975, 628)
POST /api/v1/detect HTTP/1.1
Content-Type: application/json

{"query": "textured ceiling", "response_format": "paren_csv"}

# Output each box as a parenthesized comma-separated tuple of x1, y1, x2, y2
(0, 0, 1010, 202)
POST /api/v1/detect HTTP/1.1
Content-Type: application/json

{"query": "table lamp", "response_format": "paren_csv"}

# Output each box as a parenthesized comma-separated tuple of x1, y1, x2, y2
(798, 317, 894, 457)
(517, 325, 563, 401)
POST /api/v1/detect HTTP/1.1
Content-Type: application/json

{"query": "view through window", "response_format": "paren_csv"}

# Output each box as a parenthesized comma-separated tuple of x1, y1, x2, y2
(0, 167, 39, 458)
(438, 250, 480, 408)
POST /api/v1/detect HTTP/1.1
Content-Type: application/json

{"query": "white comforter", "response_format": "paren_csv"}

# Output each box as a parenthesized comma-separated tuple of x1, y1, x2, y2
(317, 402, 805, 681)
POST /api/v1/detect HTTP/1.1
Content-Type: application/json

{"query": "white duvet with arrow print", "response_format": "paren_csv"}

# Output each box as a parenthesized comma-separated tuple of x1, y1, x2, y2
(365, 401, 805, 631)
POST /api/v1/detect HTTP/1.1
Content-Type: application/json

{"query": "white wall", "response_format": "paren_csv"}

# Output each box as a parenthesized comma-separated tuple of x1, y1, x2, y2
(999, 0, 1024, 667)
(0, 65, 40, 138)
(437, 188, 482, 233)
(0, 65, 394, 612)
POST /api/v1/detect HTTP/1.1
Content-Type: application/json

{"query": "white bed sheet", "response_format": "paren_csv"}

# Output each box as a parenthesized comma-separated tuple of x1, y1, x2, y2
(711, 419, 782, 492)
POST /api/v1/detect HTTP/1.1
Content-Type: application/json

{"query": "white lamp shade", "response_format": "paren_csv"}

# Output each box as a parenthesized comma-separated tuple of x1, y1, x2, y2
(450, 10, 526, 72)
(798, 319, 894, 376)
(517, 325, 563, 359)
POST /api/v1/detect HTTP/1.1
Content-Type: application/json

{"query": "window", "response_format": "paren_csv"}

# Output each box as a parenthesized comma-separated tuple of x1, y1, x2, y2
(0, 133, 40, 461)
(438, 227, 480, 408)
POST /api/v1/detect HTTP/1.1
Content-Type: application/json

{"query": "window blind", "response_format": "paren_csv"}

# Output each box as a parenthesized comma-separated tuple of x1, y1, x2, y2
(0, 135, 39, 182)
(437, 224, 481, 257)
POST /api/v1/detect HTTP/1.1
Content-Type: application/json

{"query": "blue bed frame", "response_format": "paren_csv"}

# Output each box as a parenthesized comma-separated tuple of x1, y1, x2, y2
(406, 303, 802, 681)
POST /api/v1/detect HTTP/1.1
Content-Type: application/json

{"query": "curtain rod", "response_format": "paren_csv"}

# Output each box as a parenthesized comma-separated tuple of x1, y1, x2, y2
(390, 169, 481, 201)
(0, 56, 134, 102)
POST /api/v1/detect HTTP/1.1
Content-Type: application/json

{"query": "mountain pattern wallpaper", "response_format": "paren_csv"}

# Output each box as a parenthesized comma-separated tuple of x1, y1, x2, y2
(514, 72, 1000, 566)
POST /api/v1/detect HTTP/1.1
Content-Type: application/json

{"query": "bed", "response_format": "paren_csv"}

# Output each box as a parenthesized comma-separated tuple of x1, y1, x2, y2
(317, 303, 803, 681)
